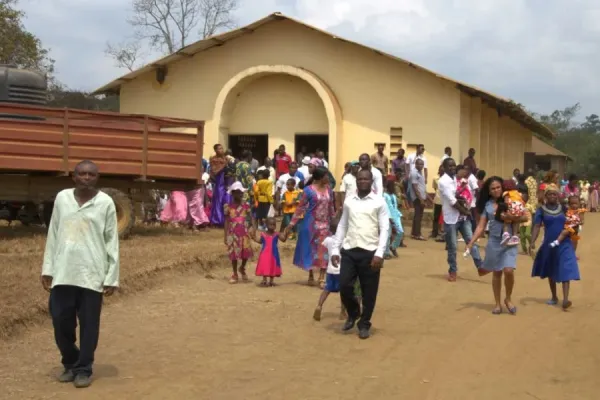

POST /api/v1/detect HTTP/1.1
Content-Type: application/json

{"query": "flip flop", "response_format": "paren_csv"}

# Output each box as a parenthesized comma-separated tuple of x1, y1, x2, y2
(504, 300, 517, 315)
(546, 299, 558, 305)
(491, 307, 503, 315)
(562, 300, 572, 310)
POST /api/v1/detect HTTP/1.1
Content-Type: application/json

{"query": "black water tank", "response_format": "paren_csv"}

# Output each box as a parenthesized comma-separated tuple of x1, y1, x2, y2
(0, 65, 47, 105)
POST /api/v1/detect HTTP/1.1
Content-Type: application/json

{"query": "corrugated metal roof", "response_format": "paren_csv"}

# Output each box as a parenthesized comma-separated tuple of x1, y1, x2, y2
(532, 136, 571, 160)
(93, 12, 555, 139)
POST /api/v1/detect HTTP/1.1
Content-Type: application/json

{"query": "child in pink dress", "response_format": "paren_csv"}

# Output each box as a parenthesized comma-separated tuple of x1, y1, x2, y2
(251, 217, 287, 286)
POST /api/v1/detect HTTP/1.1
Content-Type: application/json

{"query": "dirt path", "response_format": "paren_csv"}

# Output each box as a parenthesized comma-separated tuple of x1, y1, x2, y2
(2, 216, 600, 400)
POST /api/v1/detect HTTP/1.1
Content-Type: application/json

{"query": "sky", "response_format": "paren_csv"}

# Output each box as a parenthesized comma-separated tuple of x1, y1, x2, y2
(18, 0, 600, 117)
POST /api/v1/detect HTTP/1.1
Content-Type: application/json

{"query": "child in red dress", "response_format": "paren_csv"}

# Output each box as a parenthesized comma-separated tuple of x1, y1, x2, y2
(250, 217, 287, 286)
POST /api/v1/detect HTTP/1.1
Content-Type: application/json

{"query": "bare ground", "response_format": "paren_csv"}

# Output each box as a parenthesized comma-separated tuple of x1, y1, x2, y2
(1, 216, 600, 400)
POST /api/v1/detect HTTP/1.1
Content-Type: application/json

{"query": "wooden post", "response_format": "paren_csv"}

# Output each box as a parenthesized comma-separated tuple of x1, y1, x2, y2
(61, 108, 69, 174)
(196, 123, 204, 184)
(142, 116, 148, 180)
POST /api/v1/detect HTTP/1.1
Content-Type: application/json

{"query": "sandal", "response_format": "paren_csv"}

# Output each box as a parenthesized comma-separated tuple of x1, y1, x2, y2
(413, 236, 427, 241)
(491, 307, 503, 315)
(318, 279, 325, 289)
(504, 299, 517, 315)
(562, 300, 572, 310)
(241, 272, 249, 282)
(229, 274, 239, 284)
(313, 307, 322, 321)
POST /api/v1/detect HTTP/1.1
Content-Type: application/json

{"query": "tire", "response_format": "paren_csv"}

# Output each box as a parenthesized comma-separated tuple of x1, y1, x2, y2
(42, 201, 54, 227)
(101, 188, 135, 239)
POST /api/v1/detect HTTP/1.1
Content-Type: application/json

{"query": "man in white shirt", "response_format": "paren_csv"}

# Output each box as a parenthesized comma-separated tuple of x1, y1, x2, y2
(358, 153, 383, 197)
(405, 144, 428, 184)
(440, 146, 452, 165)
(298, 156, 311, 183)
(465, 164, 479, 232)
(331, 169, 390, 340)
(438, 158, 482, 282)
(339, 161, 359, 199)
(41, 160, 119, 388)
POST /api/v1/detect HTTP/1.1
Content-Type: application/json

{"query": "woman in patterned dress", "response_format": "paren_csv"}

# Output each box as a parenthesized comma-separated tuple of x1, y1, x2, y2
(284, 166, 336, 288)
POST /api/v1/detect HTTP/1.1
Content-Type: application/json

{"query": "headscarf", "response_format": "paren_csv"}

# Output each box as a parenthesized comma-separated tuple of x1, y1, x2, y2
(544, 183, 560, 194)
(309, 157, 323, 167)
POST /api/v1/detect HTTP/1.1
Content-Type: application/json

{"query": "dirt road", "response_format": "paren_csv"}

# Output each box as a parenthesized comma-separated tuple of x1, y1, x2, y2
(2, 216, 600, 400)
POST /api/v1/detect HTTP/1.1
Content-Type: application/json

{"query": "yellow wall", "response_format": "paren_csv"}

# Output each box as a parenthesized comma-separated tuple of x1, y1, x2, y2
(228, 74, 328, 151)
(118, 19, 460, 189)
(463, 95, 533, 178)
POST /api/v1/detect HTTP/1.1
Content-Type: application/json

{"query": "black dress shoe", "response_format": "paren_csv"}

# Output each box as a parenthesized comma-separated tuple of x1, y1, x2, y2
(358, 328, 371, 339)
(342, 318, 356, 332)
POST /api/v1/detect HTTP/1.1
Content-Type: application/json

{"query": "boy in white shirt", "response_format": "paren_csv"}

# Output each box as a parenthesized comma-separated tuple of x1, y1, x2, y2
(313, 219, 361, 321)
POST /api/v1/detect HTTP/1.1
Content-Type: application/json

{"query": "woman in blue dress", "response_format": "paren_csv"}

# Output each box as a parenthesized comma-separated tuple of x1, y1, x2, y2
(467, 177, 528, 315)
(530, 183, 580, 310)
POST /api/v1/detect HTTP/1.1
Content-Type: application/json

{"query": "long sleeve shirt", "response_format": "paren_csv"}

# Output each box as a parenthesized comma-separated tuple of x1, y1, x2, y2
(41, 189, 120, 293)
(438, 173, 460, 225)
(331, 192, 390, 258)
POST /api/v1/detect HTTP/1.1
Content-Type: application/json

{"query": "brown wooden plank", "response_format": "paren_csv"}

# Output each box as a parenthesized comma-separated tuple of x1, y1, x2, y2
(0, 155, 62, 171)
(0, 142, 64, 157)
(68, 146, 143, 162)
(0, 127, 62, 144)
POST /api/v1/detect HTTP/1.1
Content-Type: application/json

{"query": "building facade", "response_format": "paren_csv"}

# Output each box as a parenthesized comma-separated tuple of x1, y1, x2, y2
(95, 13, 553, 189)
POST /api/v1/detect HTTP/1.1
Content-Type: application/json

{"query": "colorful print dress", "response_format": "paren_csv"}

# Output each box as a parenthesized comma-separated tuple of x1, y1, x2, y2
(289, 185, 335, 270)
(224, 202, 253, 261)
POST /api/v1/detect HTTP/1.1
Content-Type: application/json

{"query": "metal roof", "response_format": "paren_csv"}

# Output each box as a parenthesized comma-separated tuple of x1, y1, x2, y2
(93, 12, 555, 139)
(531, 136, 572, 160)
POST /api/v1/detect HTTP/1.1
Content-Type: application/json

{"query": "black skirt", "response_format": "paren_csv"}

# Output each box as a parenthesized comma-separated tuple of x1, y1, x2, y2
(256, 202, 271, 219)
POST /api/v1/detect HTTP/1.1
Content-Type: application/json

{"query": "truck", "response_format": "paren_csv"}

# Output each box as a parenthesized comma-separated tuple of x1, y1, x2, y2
(0, 65, 205, 238)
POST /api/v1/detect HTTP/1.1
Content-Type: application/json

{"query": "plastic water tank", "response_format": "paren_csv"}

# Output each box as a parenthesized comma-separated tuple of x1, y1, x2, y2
(0, 65, 47, 105)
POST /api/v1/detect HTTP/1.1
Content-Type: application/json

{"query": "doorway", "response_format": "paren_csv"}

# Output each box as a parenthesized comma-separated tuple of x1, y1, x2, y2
(295, 133, 328, 161)
(228, 134, 268, 163)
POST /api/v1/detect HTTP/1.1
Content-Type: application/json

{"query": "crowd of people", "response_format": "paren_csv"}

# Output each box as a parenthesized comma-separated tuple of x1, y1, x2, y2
(39, 141, 593, 387)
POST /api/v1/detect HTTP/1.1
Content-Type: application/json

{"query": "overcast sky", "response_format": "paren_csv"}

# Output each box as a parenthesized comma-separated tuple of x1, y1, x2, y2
(18, 0, 600, 116)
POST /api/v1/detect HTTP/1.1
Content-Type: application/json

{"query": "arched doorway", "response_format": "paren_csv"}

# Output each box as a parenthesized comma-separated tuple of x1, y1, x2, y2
(212, 65, 342, 176)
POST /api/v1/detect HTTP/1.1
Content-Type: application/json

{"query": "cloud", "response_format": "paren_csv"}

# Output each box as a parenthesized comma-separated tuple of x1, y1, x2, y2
(17, 0, 600, 116)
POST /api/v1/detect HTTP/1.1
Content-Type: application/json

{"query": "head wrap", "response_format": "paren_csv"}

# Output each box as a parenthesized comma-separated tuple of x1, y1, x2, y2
(309, 157, 323, 167)
(544, 183, 560, 194)
(350, 160, 359, 166)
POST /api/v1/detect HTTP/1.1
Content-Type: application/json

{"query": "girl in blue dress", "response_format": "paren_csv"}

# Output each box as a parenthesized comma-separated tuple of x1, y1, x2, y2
(530, 184, 580, 310)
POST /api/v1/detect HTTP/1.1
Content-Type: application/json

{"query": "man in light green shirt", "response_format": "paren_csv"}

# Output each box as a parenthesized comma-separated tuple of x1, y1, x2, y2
(41, 160, 119, 389)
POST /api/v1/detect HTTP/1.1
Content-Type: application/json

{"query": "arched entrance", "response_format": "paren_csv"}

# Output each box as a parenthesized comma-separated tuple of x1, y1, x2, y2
(212, 65, 342, 177)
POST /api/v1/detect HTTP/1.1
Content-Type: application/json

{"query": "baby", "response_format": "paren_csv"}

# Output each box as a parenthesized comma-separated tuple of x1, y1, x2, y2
(550, 195, 586, 249)
(498, 179, 525, 247)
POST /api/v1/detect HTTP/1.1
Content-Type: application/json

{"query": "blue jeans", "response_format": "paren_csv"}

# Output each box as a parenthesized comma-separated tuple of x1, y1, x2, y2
(445, 220, 482, 274)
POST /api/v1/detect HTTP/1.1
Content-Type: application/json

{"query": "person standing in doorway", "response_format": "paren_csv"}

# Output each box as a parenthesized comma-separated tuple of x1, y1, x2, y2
(41, 160, 119, 389)
(331, 169, 390, 339)
(409, 158, 427, 240)
(512, 168, 521, 185)
(274, 144, 292, 179)
(440, 146, 452, 165)
(463, 148, 478, 174)
(298, 156, 311, 183)
(296, 145, 308, 163)
(439, 158, 483, 282)
(371, 143, 389, 175)
(406, 144, 428, 185)
(316, 149, 329, 169)
(358, 153, 383, 196)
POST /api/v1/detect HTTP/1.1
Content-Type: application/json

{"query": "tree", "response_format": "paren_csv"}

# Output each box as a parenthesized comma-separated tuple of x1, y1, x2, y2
(0, 0, 55, 77)
(105, 0, 238, 70)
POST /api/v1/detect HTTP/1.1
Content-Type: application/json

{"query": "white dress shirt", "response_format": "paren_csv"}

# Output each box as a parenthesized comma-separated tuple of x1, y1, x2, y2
(331, 192, 390, 258)
(340, 173, 357, 199)
(367, 166, 384, 197)
(275, 173, 301, 190)
(467, 173, 478, 208)
(298, 165, 310, 182)
(438, 173, 460, 225)
(406, 153, 428, 172)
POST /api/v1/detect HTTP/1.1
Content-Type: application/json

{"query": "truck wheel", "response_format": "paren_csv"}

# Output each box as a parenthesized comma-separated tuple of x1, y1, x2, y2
(42, 202, 54, 227)
(101, 188, 135, 239)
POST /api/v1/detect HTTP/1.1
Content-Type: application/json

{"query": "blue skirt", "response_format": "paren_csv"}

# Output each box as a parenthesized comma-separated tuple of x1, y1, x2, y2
(532, 239, 580, 282)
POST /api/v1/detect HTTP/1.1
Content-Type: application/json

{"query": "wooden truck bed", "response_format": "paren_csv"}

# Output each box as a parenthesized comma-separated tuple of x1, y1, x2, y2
(0, 103, 204, 182)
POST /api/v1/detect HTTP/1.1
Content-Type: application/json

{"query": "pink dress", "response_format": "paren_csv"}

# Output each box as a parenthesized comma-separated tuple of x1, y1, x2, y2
(224, 202, 253, 261)
(160, 191, 189, 223)
(255, 232, 282, 277)
(186, 188, 209, 226)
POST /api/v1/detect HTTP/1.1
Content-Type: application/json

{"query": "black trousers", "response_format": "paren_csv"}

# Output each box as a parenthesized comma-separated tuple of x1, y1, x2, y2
(431, 204, 442, 237)
(49, 285, 103, 376)
(412, 199, 425, 237)
(340, 248, 381, 330)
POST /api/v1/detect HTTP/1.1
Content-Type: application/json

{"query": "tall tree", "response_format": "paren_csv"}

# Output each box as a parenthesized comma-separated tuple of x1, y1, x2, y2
(105, 0, 238, 71)
(0, 0, 55, 77)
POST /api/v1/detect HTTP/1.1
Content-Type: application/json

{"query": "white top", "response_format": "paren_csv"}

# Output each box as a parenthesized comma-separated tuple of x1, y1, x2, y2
(323, 236, 339, 274)
(406, 152, 428, 172)
(42, 189, 120, 292)
(438, 173, 460, 225)
(467, 173, 478, 208)
(440, 154, 450, 165)
(298, 165, 310, 182)
(332, 192, 390, 258)
(340, 173, 357, 199)
(364, 166, 384, 197)
(321, 158, 329, 168)
(276, 173, 301, 190)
